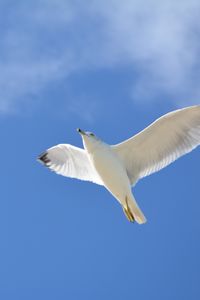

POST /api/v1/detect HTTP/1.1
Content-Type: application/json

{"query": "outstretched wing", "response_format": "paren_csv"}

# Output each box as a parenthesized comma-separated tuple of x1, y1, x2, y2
(113, 105, 200, 185)
(38, 144, 103, 185)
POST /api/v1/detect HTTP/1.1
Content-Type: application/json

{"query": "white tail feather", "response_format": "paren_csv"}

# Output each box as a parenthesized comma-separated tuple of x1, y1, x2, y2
(127, 194, 147, 224)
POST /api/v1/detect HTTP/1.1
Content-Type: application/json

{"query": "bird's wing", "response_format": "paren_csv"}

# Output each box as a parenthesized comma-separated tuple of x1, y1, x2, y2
(38, 144, 103, 185)
(113, 105, 200, 185)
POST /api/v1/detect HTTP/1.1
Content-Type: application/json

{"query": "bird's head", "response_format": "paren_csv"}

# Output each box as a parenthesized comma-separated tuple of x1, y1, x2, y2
(77, 128, 101, 153)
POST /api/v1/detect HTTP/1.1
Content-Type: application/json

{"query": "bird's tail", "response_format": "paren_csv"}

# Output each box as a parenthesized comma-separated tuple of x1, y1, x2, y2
(124, 194, 147, 224)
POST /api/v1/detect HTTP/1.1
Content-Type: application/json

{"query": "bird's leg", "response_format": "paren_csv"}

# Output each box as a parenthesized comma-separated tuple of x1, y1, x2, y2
(122, 197, 135, 222)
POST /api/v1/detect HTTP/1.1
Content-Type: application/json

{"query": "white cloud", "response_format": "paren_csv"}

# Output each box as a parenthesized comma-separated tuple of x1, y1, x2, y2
(1, 0, 200, 114)
(90, 0, 200, 102)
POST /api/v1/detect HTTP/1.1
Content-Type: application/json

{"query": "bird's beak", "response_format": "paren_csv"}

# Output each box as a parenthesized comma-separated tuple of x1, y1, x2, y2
(77, 128, 86, 135)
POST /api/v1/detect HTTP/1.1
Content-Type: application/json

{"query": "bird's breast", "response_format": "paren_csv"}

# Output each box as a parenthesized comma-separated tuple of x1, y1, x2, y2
(89, 147, 131, 200)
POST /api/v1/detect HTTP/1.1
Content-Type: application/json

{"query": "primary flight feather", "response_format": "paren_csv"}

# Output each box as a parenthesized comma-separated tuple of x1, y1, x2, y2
(38, 105, 200, 224)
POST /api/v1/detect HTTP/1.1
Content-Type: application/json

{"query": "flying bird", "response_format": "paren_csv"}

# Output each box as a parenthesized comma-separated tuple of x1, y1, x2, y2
(38, 105, 200, 224)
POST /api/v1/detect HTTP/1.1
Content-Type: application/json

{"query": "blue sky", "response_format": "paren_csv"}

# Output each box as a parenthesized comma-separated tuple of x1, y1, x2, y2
(1, 1, 200, 299)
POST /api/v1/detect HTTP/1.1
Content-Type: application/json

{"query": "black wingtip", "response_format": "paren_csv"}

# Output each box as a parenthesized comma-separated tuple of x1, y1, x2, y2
(37, 151, 51, 165)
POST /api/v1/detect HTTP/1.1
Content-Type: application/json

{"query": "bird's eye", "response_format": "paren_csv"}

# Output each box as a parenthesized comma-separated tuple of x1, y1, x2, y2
(90, 133, 95, 137)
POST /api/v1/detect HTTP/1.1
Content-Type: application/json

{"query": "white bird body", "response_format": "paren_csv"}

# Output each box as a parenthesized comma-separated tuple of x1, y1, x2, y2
(87, 142, 130, 201)
(38, 105, 200, 224)
(83, 140, 146, 223)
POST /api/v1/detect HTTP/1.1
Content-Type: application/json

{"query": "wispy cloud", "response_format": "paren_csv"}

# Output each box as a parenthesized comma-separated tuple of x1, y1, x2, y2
(90, 0, 200, 103)
(1, 0, 200, 114)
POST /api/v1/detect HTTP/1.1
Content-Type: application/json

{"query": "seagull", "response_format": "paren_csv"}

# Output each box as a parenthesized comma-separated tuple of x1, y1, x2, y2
(38, 105, 200, 224)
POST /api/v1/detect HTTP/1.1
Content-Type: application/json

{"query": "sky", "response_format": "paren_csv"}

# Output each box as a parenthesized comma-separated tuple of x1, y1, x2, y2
(1, 1, 200, 299)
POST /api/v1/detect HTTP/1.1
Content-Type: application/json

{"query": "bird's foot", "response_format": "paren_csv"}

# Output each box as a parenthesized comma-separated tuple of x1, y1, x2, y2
(122, 197, 135, 222)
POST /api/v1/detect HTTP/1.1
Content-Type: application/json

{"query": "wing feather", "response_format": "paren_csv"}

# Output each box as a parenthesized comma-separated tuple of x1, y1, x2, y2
(113, 105, 200, 185)
(38, 144, 103, 185)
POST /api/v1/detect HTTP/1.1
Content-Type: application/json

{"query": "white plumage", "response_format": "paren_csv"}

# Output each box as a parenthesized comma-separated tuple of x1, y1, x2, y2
(38, 105, 200, 224)
(40, 144, 103, 185)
